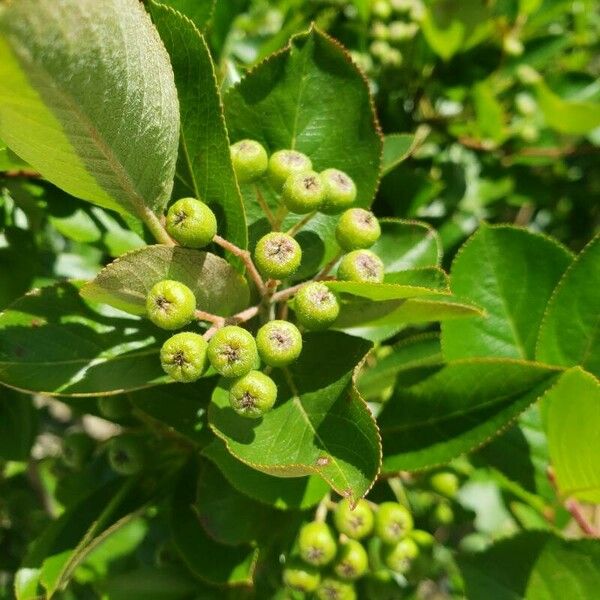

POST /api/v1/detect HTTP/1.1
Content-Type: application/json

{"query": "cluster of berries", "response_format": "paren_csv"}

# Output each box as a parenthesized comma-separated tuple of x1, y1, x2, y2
(283, 498, 430, 599)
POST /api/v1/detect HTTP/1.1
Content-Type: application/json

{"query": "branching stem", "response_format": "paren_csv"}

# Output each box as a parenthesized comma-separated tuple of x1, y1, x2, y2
(213, 234, 267, 295)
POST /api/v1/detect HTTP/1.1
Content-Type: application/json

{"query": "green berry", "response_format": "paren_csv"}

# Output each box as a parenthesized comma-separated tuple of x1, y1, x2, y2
(429, 471, 459, 498)
(334, 540, 369, 581)
(146, 280, 196, 330)
(320, 169, 357, 214)
(207, 325, 258, 378)
(298, 521, 337, 567)
(254, 232, 302, 279)
(372, 0, 392, 19)
(230, 139, 269, 183)
(294, 282, 340, 331)
(268, 149, 312, 191)
(411, 529, 435, 549)
(229, 370, 277, 418)
(334, 498, 374, 540)
(160, 332, 208, 382)
(62, 432, 94, 470)
(107, 435, 145, 476)
(382, 537, 419, 573)
(97, 396, 131, 421)
(337, 250, 384, 283)
(165, 198, 217, 248)
(282, 559, 321, 593)
(375, 502, 413, 544)
(282, 170, 326, 214)
(335, 209, 381, 251)
(431, 500, 454, 526)
(256, 320, 302, 367)
(316, 577, 356, 600)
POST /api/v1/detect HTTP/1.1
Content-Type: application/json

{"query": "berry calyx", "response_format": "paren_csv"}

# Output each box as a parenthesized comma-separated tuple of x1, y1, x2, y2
(293, 282, 340, 331)
(230, 139, 269, 183)
(382, 537, 419, 574)
(62, 432, 94, 470)
(374, 502, 413, 544)
(298, 521, 337, 567)
(256, 320, 303, 367)
(334, 498, 374, 540)
(429, 471, 460, 498)
(165, 198, 217, 248)
(337, 250, 384, 283)
(160, 332, 208, 382)
(282, 559, 321, 593)
(316, 577, 357, 600)
(335, 208, 381, 251)
(320, 169, 357, 214)
(333, 540, 369, 581)
(146, 280, 196, 330)
(229, 370, 277, 418)
(254, 232, 302, 280)
(107, 435, 145, 476)
(282, 170, 326, 214)
(207, 325, 258, 378)
(268, 149, 312, 191)
(97, 396, 131, 421)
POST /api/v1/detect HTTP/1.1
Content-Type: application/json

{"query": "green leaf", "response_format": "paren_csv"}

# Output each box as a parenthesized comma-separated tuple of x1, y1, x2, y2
(155, 0, 216, 32)
(224, 27, 382, 208)
(0, 138, 28, 171)
(0, 0, 179, 217)
(379, 359, 560, 472)
(381, 128, 429, 176)
(472, 81, 505, 143)
(536, 235, 600, 378)
(209, 332, 381, 503)
(442, 225, 573, 361)
(203, 439, 329, 510)
(543, 368, 600, 503)
(149, 2, 247, 253)
(81, 246, 249, 317)
(459, 531, 600, 599)
(0, 282, 169, 396)
(0, 389, 37, 460)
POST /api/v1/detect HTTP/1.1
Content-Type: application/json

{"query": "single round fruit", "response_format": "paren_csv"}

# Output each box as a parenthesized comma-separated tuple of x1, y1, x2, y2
(165, 198, 217, 248)
(411, 529, 435, 549)
(282, 170, 326, 214)
(146, 280, 196, 330)
(62, 432, 94, 469)
(372, 0, 392, 19)
(334, 498, 374, 540)
(294, 282, 340, 331)
(268, 149, 312, 191)
(160, 332, 208, 382)
(382, 537, 419, 573)
(320, 169, 357, 214)
(337, 250, 384, 283)
(334, 540, 369, 581)
(375, 502, 413, 544)
(97, 396, 131, 421)
(282, 559, 321, 593)
(298, 521, 337, 567)
(316, 577, 356, 600)
(431, 500, 454, 527)
(256, 320, 302, 367)
(254, 232, 302, 280)
(107, 435, 145, 476)
(335, 208, 381, 251)
(207, 326, 258, 378)
(229, 370, 277, 418)
(230, 139, 268, 183)
(429, 471, 459, 498)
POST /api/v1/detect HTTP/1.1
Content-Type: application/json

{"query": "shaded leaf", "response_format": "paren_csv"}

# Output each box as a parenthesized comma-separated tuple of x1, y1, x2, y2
(0, 389, 37, 460)
(155, 0, 216, 32)
(381, 128, 429, 176)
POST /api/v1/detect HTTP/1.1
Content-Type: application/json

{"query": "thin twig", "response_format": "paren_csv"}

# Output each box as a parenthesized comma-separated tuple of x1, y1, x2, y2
(273, 205, 289, 231)
(286, 211, 317, 237)
(203, 325, 220, 341)
(227, 305, 260, 324)
(315, 493, 331, 522)
(213, 234, 267, 295)
(315, 253, 341, 280)
(141, 207, 175, 246)
(194, 310, 225, 326)
(565, 499, 600, 538)
(255, 185, 276, 228)
(271, 282, 305, 303)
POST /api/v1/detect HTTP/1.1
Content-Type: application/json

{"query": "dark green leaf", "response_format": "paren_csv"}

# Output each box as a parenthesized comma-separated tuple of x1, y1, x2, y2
(155, 0, 215, 32)
(0, 389, 37, 460)
(381, 128, 429, 176)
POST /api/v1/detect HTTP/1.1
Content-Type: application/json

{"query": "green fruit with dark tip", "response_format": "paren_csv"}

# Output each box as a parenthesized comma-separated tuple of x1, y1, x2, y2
(429, 471, 459, 498)
(320, 169, 357, 214)
(160, 332, 208, 382)
(107, 435, 145, 476)
(62, 432, 94, 469)
(334, 540, 369, 581)
(268, 149, 312, 190)
(334, 498, 374, 540)
(256, 320, 302, 367)
(337, 250, 384, 283)
(254, 232, 302, 279)
(229, 370, 277, 418)
(207, 326, 258, 378)
(316, 577, 357, 600)
(230, 139, 269, 183)
(335, 208, 381, 251)
(165, 198, 217, 248)
(282, 559, 321, 592)
(146, 280, 196, 330)
(298, 521, 337, 567)
(382, 537, 419, 573)
(97, 396, 131, 421)
(375, 502, 413, 544)
(282, 170, 326, 214)
(293, 282, 340, 331)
